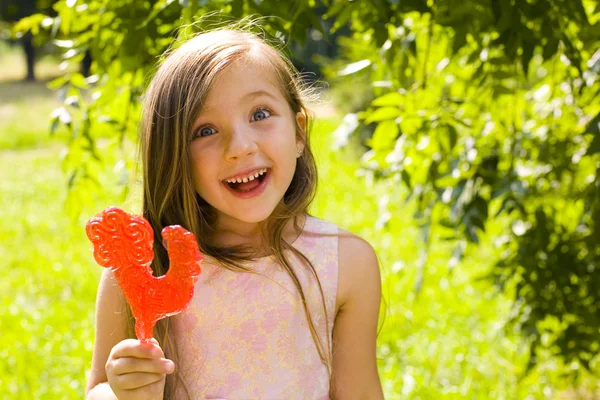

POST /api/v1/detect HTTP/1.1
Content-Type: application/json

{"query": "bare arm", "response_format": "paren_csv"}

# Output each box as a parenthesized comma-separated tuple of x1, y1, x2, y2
(331, 231, 384, 400)
(86, 269, 129, 399)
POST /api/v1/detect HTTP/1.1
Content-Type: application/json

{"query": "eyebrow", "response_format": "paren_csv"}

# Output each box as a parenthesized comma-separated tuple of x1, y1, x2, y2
(241, 90, 279, 102)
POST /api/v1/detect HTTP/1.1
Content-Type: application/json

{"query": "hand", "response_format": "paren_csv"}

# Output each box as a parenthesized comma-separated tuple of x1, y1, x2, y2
(105, 338, 175, 400)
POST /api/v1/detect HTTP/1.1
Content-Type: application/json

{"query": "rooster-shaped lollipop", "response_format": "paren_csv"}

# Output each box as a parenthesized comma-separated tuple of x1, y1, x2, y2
(86, 207, 203, 342)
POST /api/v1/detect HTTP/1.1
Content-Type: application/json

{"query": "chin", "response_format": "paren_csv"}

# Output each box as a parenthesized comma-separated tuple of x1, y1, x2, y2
(229, 206, 275, 224)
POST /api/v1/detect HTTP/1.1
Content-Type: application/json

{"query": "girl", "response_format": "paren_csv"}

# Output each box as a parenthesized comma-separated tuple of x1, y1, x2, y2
(86, 26, 383, 400)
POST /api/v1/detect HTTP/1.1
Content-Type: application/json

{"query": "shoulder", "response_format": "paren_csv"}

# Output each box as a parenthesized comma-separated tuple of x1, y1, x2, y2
(338, 228, 378, 266)
(336, 229, 381, 313)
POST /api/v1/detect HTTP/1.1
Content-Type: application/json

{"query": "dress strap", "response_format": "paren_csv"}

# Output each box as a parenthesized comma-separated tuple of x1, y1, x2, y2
(289, 214, 339, 337)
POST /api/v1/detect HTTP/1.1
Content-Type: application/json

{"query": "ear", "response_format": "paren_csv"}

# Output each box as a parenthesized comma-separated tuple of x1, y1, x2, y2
(295, 111, 307, 154)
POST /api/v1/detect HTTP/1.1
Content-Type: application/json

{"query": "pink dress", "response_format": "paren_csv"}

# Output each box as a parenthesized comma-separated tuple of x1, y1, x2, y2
(169, 215, 339, 399)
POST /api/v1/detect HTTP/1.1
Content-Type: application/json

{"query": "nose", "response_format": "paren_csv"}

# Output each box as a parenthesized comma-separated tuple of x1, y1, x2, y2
(224, 125, 258, 161)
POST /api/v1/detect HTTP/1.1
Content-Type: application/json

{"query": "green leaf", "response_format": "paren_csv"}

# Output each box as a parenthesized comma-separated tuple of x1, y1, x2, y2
(372, 92, 404, 107)
(401, 169, 412, 190)
(70, 73, 88, 89)
(47, 76, 68, 90)
(13, 14, 47, 35)
(585, 112, 600, 135)
(492, 85, 514, 97)
(452, 26, 467, 54)
(585, 113, 600, 155)
(542, 37, 559, 61)
(370, 120, 400, 150)
(441, 124, 458, 151)
(365, 107, 400, 124)
(465, 225, 480, 244)
(587, 134, 600, 155)
(521, 39, 535, 77)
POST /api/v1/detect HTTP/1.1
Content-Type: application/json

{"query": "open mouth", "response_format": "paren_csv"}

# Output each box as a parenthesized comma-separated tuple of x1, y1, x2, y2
(223, 168, 270, 194)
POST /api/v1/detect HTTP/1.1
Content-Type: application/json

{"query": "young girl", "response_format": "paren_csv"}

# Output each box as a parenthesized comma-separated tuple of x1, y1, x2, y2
(86, 27, 383, 400)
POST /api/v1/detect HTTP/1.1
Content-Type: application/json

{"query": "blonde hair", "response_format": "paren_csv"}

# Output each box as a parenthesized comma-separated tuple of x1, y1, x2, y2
(134, 25, 331, 398)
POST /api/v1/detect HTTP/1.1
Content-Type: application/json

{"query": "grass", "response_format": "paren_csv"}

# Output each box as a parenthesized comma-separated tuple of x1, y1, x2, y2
(0, 149, 98, 398)
(1, 43, 599, 399)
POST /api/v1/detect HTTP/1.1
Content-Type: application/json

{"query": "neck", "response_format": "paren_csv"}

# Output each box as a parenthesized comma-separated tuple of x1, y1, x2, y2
(214, 215, 264, 247)
(209, 213, 306, 254)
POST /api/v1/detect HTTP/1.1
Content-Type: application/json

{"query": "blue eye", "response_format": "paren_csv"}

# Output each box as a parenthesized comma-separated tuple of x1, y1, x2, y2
(195, 126, 216, 138)
(251, 108, 271, 122)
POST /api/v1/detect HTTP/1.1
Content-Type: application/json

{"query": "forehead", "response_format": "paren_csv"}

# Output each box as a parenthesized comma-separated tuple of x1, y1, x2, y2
(200, 60, 285, 112)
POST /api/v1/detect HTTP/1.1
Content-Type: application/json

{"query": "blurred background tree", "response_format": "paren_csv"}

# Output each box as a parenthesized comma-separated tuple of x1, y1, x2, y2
(4, 0, 599, 397)
(322, 0, 600, 377)
(0, 0, 55, 80)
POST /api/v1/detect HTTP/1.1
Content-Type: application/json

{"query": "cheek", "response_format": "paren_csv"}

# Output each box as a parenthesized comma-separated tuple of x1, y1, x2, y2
(189, 149, 214, 194)
(276, 146, 300, 180)
(269, 121, 299, 150)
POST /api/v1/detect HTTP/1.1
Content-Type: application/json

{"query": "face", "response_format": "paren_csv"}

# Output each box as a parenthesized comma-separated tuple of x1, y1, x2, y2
(189, 60, 305, 231)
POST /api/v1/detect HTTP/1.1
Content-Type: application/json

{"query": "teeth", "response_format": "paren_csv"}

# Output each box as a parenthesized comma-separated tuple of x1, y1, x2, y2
(226, 168, 267, 183)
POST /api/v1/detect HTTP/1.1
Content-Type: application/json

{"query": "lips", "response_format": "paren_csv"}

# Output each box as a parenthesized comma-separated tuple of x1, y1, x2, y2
(222, 168, 271, 199)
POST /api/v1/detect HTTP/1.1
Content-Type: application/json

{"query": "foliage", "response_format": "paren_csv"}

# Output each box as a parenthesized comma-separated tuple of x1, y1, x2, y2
(324, 0, 600, 377)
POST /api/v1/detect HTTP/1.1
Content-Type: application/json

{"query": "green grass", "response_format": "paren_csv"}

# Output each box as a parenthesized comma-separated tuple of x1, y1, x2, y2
(0, 45, 598, 399)
(0, 148, 98, 398)
(0, 82, 65, 149)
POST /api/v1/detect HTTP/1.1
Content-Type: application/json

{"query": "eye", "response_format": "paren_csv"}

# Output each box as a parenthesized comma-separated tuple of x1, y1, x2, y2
(251, 108, 271, 122)
(194, 126, 216, 138)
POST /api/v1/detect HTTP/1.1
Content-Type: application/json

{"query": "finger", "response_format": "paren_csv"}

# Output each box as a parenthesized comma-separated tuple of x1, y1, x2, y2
(109, 357, 175, 376)
(113, 372, 165, 390)
(111, 339, 164, 360)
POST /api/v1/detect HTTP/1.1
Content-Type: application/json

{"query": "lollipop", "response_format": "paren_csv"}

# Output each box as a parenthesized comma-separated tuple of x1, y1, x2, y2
(86, 207, 203, 342)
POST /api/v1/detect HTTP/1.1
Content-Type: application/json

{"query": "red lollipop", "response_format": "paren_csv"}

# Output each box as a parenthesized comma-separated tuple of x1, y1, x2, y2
(86, 207, 203, 342)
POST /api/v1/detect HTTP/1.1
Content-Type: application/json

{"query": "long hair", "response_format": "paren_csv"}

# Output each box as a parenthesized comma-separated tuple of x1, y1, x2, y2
(133, 26, 332, 398)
